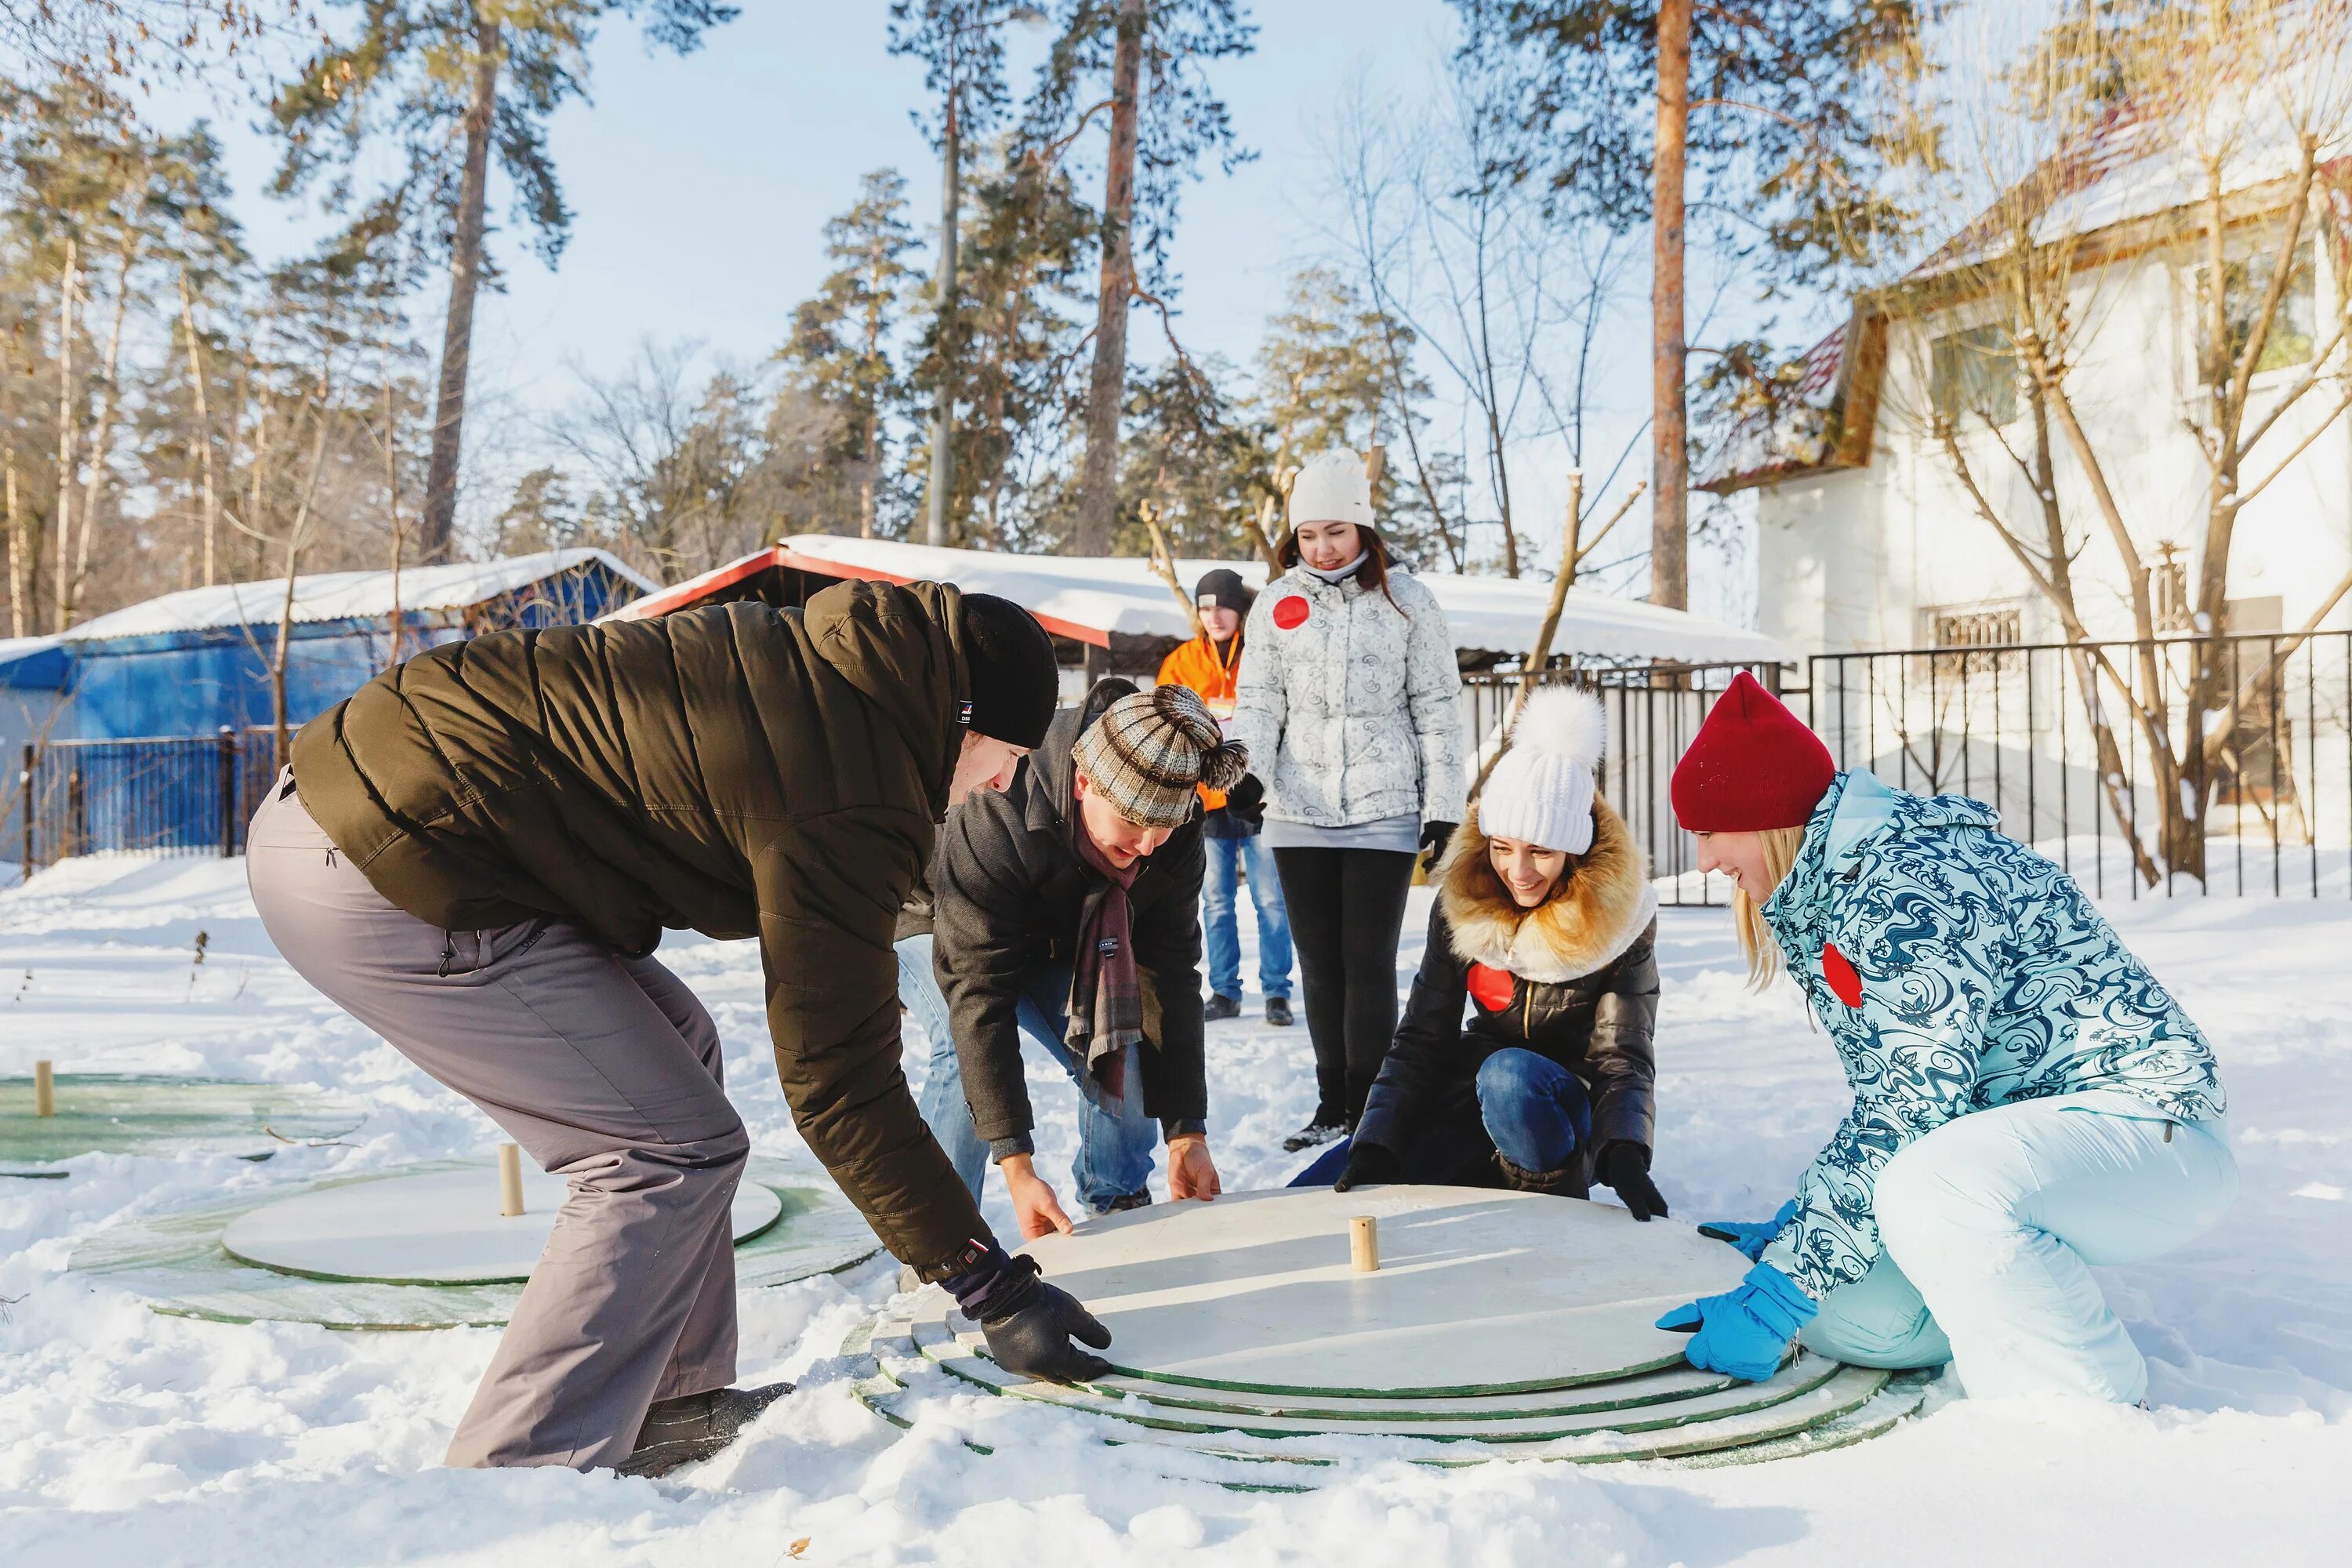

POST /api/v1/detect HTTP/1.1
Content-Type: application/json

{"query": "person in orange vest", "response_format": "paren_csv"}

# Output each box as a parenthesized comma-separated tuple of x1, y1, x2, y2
(1157, 568, 1294, 1026)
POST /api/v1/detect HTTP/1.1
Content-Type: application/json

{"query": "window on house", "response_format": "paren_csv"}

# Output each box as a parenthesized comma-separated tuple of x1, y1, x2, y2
(1923, 602, 2024, 677)
(2195, 238, 2317, 381)
(1929, 325, 2019, 429)
(2151, 555, 2194, 633)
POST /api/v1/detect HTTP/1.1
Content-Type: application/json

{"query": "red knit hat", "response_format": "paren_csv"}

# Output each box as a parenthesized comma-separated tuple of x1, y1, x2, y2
(1671, 672, 1837, 832)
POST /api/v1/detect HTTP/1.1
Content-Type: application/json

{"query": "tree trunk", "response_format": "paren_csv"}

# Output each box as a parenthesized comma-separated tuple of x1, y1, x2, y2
(421, 13, 501, 563)
(71, 238, 140, 619)
(925, 95, 962, 548)
(383, 358, 405, 668)
(5, 448, 24, 639)
(1073, 0, 1145, 556)
(52, 236, 76, 634)
(1648, 0, 1691, 610)
(178, 270, 221, 588)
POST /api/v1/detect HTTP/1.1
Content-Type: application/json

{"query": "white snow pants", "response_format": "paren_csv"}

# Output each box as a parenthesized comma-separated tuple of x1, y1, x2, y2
(1798, 1091, 2237, 1403)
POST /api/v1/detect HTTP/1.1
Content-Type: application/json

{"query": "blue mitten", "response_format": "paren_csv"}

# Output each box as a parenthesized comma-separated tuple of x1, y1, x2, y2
(1697, 1198, 1800, 1262)
(1655, 1262, 1818, 1383)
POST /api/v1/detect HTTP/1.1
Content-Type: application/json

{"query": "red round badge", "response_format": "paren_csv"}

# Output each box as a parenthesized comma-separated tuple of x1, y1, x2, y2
(1466, 962, 1515, 1014)
(1272, 594, 1310, 630)
(1820, 942, 1864, 1008)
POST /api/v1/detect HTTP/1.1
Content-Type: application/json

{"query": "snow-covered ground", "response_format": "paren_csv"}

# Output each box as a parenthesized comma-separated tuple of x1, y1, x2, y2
(2, 853, 2348, 1565)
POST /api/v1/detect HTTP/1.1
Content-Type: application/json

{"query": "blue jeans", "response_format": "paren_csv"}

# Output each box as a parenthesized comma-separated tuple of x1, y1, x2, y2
(1202, 832, 1292, 1002)
(1476, 1047, 1592, 1174)
(895, 933, 1161, 1211)
(1290, 1047, 1593, 1185)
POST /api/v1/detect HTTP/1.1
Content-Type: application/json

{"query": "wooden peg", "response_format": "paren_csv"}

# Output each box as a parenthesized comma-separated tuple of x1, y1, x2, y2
(33, 1059, 56, 1118)
(498, 1142, 525, 1217)
(1361, 444, 1386, 488)
(1349, 1214, 1379, 1272)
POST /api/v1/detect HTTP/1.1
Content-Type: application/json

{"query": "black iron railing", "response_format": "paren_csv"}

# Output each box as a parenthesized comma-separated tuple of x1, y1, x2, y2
(14, 635, 2347, 901)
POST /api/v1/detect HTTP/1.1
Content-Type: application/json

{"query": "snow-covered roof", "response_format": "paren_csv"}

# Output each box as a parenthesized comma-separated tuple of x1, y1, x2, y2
(1700, 85, 2345, 495)
(621, 535, 1789, 667)
(59, 550, 656, 644)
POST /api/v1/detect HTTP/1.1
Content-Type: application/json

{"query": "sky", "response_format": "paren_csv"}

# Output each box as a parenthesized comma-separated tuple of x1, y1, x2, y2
(134, 0, 1818, 628)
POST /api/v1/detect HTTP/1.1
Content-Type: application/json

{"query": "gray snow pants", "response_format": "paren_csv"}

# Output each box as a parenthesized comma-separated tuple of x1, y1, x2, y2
(245, 773, 747, 1470)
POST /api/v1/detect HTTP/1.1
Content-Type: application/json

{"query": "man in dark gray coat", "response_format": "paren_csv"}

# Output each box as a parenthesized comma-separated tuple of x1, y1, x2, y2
(906, 679, 1248, 1240)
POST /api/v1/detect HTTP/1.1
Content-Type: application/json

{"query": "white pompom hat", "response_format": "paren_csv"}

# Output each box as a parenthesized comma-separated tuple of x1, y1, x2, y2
(1287, 448, 1374, 528)
(1481, 687, 1608, 855)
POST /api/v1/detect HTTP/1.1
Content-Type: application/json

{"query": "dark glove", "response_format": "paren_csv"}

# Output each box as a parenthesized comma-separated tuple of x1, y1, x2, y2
(1332, 1138, 1400, 1193)
(1417, 820, 1457, 872)
(1225, 772, 1265, 815)
(951, 1249, 1112, 1385)
(1595, 1142, 1668, 1222)
(1697, 1198, 1800, 1261)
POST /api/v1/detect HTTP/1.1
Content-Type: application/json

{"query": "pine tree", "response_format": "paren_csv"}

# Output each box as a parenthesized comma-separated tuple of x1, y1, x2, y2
(779, 171, 922, 539)
(267, 0, 738, 561)
(1457, 0, 1933, 606)
(940, 141, 1093, 550)
(1022, 0, 1256, 554)
(889, 1, 1025, 546)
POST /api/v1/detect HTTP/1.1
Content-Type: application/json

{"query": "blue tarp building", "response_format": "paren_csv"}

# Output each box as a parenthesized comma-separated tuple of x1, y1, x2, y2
(0, 550, 653, 742)
(4, 550, 653, 866)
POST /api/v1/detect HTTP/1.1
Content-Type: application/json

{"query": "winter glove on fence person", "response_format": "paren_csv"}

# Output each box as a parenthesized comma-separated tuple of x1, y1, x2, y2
(949, 1247, 1113, 1384)
(1697, 1199, 1802, 1261)
(1417, 820, 1457, 873)
(1595, 1143, 1669, 1222)
(1656, 1261, 1817, 1383)
(1332, 1140, 1401, 1193)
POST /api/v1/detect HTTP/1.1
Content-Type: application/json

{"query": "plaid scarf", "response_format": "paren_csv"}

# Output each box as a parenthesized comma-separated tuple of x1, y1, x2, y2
(1065, 825, 1142, 1106)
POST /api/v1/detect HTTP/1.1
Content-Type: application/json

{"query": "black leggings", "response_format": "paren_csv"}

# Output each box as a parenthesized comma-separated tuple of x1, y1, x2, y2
(1272, 846, 1417, 1123)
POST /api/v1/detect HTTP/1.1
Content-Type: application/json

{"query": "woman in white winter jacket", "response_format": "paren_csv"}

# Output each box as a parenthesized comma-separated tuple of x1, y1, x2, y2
(1229, 449, 1466, 1149)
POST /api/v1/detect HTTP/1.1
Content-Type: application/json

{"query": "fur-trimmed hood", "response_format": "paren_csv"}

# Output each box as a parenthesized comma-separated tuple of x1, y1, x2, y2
(1437, 794, 1658, 984)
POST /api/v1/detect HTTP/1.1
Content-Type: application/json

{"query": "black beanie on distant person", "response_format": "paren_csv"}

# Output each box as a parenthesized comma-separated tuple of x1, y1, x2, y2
(959, 593, 1060, 750)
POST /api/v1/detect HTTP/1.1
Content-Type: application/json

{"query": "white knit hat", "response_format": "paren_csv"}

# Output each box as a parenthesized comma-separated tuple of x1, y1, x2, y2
(1287, 449, 1374, 528)
(1481, 687, 1607, 854)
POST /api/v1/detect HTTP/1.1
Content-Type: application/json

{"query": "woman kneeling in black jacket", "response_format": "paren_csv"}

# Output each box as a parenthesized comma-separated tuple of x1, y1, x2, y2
(1294, 688, 1668, 1219)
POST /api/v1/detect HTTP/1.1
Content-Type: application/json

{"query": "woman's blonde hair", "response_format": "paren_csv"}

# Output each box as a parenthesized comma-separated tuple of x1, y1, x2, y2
(1730, 827, 1809, 990)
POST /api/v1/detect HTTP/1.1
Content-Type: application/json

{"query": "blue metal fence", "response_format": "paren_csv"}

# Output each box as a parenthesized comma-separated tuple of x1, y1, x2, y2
(16, 728, 278, 869)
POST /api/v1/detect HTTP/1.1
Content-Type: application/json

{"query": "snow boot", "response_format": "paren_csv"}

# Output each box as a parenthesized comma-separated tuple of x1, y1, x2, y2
(1091, 1188, 1152, 1216)
(1265, 996, 1294, 1027)
(1204, 993, 1243, 1022)
(1282, 1112, 1348, 1153)
(615, 1382, 793, 1478)
(1494, 1152, 1580, 1198)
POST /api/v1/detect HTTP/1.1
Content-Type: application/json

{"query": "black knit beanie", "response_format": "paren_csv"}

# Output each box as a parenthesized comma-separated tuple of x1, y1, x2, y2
(959, 593, 1059, 750)
(1192, 568, 1251, 615)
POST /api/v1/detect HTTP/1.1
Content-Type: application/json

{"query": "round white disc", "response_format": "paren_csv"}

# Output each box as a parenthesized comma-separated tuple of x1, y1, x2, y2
(1015, 1185, 1750, 1396)
(223, 1166, 785, 1284)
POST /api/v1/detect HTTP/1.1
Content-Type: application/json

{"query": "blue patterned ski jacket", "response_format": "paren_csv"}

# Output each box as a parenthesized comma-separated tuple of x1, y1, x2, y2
(1755, 771, 2226, 1299)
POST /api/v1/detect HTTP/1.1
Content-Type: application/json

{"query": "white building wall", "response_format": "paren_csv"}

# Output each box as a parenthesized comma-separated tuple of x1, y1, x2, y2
(1760, 227, 2352, 657)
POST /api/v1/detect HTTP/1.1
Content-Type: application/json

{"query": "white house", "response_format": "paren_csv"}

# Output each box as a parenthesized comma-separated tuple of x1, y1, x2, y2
(1700, 107, 2350, 868)
(1704, 129, 2350, 662)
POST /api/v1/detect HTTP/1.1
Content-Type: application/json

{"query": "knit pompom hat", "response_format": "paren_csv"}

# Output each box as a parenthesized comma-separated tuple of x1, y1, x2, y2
(1481, 687, 1608, 855)
(1669, 671, 1836, 832)
(1073, 684, 1251, 828)
(1287, 448, 1374, 528)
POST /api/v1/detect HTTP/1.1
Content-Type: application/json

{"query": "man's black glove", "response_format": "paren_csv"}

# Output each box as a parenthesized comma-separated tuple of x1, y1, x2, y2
(1332, 1138, 1400, 1193)
(1417, 819, 1457, 873)
(1596, 1142, 1668, 1222)
(954, 1251, 1112, 1385)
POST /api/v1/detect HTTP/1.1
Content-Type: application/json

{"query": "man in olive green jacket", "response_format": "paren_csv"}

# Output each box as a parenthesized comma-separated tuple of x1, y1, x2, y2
(249, 580, 1111, 1475)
